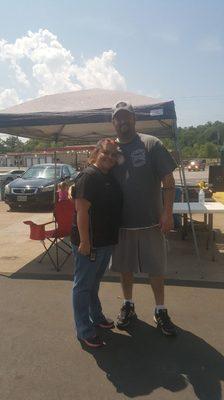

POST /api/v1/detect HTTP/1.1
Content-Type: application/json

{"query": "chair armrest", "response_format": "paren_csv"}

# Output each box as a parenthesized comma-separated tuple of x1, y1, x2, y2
(42, 220, 56, 226)
(23, 220, 55, 227)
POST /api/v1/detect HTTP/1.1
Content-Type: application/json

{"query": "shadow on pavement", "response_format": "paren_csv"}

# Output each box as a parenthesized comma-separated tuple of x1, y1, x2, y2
(83, 319, 224, 399)
(3, 232, 224, 289)
(8, 262, 224, 289)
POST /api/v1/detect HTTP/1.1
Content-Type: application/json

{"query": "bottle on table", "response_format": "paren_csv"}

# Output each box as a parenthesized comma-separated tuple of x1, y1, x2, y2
(198, 188, 205, 204)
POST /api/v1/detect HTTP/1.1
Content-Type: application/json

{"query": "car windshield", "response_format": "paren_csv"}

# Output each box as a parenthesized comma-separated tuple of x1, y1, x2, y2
(22, 166, 61, 179)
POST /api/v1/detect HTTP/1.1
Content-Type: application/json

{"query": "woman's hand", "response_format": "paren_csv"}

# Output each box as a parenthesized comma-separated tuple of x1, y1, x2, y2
(78, 241, 91, 256)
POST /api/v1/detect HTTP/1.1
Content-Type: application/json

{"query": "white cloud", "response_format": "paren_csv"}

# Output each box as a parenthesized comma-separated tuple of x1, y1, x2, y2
(199, 36, 223, 52)
(0, 29, 126, 104)
(73, 50, 126, 90)
(0, 88, 21, 110)
(0, 39, 30, 86)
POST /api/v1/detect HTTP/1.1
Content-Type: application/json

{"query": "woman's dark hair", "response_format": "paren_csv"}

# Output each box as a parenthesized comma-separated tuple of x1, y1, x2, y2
(87, 138, 117, 165)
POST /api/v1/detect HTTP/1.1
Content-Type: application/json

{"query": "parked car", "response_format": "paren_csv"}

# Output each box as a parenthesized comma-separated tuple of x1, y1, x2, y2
(4, 163, 78, 210)
(0, 169, 26, 199)
(187, 160, 206, 172)
(0, 169, 26, 187)
(198, 159, 206, 171)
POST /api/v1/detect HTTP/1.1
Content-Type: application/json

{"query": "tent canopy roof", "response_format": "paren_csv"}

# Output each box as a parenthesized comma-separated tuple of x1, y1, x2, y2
(0, 89, 176, 143)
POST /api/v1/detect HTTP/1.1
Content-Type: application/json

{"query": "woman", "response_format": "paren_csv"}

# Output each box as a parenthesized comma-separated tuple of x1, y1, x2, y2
(71, 139, 123, 348)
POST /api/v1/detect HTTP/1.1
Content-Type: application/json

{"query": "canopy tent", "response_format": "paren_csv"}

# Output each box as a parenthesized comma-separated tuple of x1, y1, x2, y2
(0, 89, 176, 143)
(0, 88, 200, 264)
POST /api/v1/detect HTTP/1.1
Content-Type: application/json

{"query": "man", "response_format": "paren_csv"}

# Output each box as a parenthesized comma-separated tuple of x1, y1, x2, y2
(111, 101, 177, 336)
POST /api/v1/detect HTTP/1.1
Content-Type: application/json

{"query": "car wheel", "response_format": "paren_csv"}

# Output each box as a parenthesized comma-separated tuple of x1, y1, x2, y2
(9, 204, 19, 211)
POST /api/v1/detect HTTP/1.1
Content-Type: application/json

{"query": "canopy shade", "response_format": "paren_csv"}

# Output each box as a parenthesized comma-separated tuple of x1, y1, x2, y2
(0, 89, 176, 143)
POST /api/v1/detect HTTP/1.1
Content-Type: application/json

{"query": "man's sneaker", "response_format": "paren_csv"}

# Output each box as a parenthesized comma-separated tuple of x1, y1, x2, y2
(116, 302, 137, 329)
(96, 317, 114, 329)
(79, 335, 104, 348)
(154, 309, 177, 336)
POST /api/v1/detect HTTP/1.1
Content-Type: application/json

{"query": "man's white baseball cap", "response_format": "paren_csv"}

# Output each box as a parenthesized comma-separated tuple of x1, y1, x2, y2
(112, 101, 135, 118)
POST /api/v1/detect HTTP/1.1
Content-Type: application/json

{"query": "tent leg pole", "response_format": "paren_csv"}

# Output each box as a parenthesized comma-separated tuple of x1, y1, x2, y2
(53, 126, 64, 207)
(53, 133, 59, 206)
(173, 122, 203, 276)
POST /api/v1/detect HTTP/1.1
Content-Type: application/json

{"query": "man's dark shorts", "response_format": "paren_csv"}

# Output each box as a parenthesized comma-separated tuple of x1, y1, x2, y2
(111, 227, 167, 275)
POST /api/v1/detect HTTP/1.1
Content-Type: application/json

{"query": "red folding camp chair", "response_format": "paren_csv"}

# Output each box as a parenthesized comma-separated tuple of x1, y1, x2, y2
(24, 199, 75, 271)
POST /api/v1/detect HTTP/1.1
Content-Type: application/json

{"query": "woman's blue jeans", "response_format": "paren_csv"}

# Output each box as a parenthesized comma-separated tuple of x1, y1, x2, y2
(72, 244, 112, 340)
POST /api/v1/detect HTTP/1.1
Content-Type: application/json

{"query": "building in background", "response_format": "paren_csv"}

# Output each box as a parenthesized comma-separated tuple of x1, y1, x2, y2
(0, 145, 95, 169)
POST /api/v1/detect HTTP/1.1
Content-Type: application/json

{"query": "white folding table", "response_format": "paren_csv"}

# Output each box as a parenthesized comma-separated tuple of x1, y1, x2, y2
(173, 202, 224, 260)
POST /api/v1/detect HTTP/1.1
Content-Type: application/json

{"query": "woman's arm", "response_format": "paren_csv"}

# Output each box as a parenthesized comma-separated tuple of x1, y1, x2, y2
(75, 198, 91, 256)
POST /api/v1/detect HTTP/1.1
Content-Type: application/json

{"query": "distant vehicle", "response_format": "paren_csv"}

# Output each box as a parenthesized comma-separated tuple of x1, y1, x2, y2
(187, 160, 206, 172)
(0, 169, 26, 198)
(4, 163, 78, 210)
(0, 169, 26, 187)
(198, 159, 206, 171)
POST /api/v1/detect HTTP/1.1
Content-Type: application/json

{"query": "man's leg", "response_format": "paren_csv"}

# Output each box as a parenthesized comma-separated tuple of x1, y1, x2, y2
(150, 275, 177, 336)
(121, 271, 134, 300)
(117, 271, 137, 329)
(111, 230, 139, 329)
(150, 275, 164, 306)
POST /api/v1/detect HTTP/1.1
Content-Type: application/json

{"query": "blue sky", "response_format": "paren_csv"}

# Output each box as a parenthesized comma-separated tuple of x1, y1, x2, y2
(0, 0, 223, 132)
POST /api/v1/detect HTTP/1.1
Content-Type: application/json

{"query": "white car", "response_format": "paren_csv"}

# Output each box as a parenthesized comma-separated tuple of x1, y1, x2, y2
(0, 169, 26, 199)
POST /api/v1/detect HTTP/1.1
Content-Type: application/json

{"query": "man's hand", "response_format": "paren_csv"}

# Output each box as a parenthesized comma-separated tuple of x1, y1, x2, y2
(78, 241, 91, 256)
(159, 211, 174, 233)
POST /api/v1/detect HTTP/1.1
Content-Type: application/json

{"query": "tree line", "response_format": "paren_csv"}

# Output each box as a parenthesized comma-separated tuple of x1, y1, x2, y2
(163, 121, 224, 159)
(1, 120, 224, 159)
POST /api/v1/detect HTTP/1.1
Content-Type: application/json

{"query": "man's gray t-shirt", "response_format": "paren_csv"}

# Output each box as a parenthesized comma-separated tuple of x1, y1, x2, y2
(112, 133, 177, 228)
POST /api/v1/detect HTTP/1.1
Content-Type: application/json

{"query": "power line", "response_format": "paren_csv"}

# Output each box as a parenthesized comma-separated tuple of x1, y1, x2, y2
(174, 94, 224, 100)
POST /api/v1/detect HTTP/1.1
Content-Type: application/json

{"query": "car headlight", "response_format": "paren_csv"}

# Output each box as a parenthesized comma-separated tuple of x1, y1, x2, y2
(41, 184, 55, 192)
(4, 184, 11, 194)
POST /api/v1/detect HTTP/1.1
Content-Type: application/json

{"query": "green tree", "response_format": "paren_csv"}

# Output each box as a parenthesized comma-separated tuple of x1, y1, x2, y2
(198, 144, 207, 158)
(204, 142, 218, 158)
(4, 136, 24, 152)
(182, 146, 194, 158)
(0, 139, 7, 153)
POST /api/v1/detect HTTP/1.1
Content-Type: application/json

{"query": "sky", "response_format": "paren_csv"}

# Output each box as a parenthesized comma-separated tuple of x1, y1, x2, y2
(0, 0, 223, 140)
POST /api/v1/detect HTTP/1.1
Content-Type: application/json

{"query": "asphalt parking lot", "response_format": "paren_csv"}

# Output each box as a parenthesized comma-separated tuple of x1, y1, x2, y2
(1, 275, 224, 400)
(173, 167, 209, 186)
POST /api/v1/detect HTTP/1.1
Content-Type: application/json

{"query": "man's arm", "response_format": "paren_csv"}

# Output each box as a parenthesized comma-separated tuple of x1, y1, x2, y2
(159, 173, 175, 233)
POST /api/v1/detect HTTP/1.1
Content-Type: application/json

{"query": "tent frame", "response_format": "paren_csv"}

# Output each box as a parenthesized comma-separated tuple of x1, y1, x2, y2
(172, 121, 201, 268)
